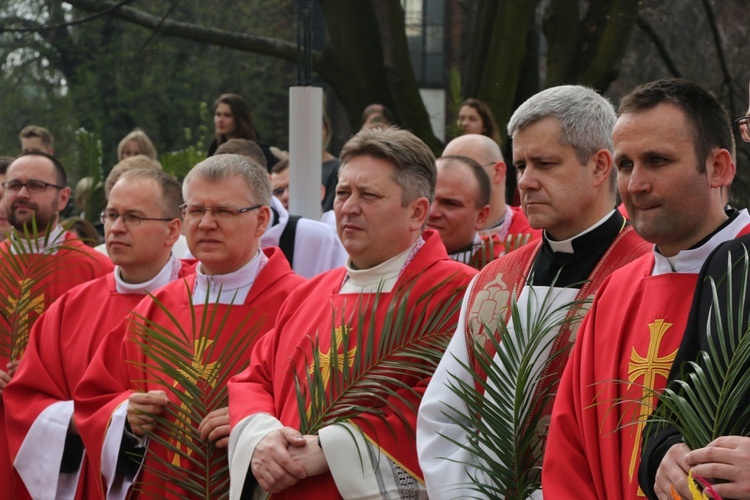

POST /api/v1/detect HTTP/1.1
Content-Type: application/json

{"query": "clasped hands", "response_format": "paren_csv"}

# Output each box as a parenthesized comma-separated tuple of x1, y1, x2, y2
(251, 427, 329, 493)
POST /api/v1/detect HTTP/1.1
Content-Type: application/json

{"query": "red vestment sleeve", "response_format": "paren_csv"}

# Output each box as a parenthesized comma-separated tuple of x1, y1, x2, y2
(73, 315, 135, 481)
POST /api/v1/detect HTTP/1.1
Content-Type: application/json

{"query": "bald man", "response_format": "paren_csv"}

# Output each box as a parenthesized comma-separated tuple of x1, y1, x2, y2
(443, 134, 540, 251)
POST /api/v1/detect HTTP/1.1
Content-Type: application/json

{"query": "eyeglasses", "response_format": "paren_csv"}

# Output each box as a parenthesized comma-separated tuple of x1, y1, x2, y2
(2, 179, 66, 193)
(179, 203, 262, 220)
(100, 212, 174, 226)
(735, 116, 750, 143)
(272, 186, 289, 197)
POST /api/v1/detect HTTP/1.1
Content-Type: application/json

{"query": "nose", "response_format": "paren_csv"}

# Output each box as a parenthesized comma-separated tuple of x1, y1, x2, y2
(338, 194, 362, 217)
(622, 164, 650, 196)
(109, 215, 127, 232)
(197, 209, 218, 229)
(516, 167, 538, 193)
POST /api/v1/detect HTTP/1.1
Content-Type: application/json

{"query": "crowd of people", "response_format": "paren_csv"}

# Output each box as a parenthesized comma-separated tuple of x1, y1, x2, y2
(0, 78, 748, 500)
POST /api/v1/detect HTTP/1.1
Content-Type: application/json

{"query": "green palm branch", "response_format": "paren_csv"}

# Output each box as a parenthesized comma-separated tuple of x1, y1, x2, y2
(0, 217, 86, 360)
(446, 66, 464, 140)
(295, 277, 465, 440)
(440, 283, 590, 499)
(642, 247, 750, 450)
(453, 233, 534, 270)
(127, 284, 264, 499)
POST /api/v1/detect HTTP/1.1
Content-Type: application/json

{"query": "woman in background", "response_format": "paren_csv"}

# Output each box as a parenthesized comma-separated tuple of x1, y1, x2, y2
(117, 129, 157, 161)
(457, 98, 501, 144)
(208, 93, 276, 169)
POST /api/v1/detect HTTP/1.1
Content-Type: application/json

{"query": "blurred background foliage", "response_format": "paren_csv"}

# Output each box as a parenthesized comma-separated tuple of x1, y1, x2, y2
(1, 0, 749, 206)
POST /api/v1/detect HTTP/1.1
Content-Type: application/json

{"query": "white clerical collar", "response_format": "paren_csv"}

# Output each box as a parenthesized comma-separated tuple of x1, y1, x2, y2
(652, 209, 750, 275)
(193, 250, 267, 305)
(546, 210, 615, 254)
(341, 237, 423, 294)
(9, 224, 66, 255)
(114, 255, 182, 294)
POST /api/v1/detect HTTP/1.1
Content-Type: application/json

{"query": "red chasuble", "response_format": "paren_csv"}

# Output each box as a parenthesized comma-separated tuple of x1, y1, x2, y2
(75, 248, 303, 499)
(542, 255, 696, 499)
(4, 261, 194, 500)
(228, 232, 477, 499)
(0, 232, 112, 499)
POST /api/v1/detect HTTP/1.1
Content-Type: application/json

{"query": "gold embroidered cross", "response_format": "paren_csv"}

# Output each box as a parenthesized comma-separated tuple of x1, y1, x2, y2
(171, 337, 218, 466)
(626, 319, 677, 482)
(6, 279, 44, 359)
(309, 325, 357, 389)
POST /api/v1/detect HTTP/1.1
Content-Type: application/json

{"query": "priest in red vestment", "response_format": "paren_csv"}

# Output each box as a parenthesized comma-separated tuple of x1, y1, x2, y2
(4, 168, 191, 499)
(417, 85, 652, 499)
(227, 128, 477, 499)
(441, 133, 541, 246)
(0, 152, 112, 498)
(542, 79, 750, 499)
(74, 155, 304, 499)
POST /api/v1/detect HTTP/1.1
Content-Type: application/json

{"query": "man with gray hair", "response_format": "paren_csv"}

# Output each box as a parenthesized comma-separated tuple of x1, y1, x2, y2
(417, 85, 650, 498)
(74, 154, 305, 498)
(227, 127, 477, 499)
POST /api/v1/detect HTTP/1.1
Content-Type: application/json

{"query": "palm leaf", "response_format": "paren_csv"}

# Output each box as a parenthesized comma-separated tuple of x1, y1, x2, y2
(641, 247, 750, 450)
(453, 233, 534, 270)
(0, 217, 91, 361)
(295, 276, 466, 452)
(127, 282, 264, 500)
(440, 279, 590, 499)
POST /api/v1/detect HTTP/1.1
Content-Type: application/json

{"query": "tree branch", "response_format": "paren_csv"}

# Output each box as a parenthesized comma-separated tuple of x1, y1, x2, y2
(62, 0, 316, 67)
(701, 0, 735, 113)
(0, 0, 136, 33)
(636, 15, 681, 78)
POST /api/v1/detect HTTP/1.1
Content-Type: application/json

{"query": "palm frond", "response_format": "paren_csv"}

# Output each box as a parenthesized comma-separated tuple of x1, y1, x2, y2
(127, 283, 264, 500)
(295, 277, 465, 442)
(453, 233, 534, 270)
(440, 281, 590, 499)
(0, 218, 89, 360)
(642, 247, 750, 450)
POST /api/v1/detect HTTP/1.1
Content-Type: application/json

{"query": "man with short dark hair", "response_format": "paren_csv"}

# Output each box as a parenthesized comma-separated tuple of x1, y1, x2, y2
(638, 80, 750, 500)
(428, 155, 491, 263)
(270, 159, 290, 210)
(227, 128, 477, 499)
(0, 151, 112, 498)
(74, 154, 304, 499)
(542, 78, 750, 498)
(442, 133, 540, 247)
(4, 168, 192, 499)
(18, 125, 54, 154)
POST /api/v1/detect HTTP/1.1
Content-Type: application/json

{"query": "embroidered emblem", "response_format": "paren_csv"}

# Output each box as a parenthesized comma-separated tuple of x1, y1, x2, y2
(626, 319, 678, 481)
(6, 278, 44, 359)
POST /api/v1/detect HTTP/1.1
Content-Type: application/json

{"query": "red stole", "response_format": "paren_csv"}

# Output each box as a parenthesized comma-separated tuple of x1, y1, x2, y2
(464, 225, 649, 395)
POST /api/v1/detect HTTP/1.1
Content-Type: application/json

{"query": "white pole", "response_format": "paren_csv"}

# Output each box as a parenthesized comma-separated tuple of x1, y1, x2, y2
(288, 86, 323, 219)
